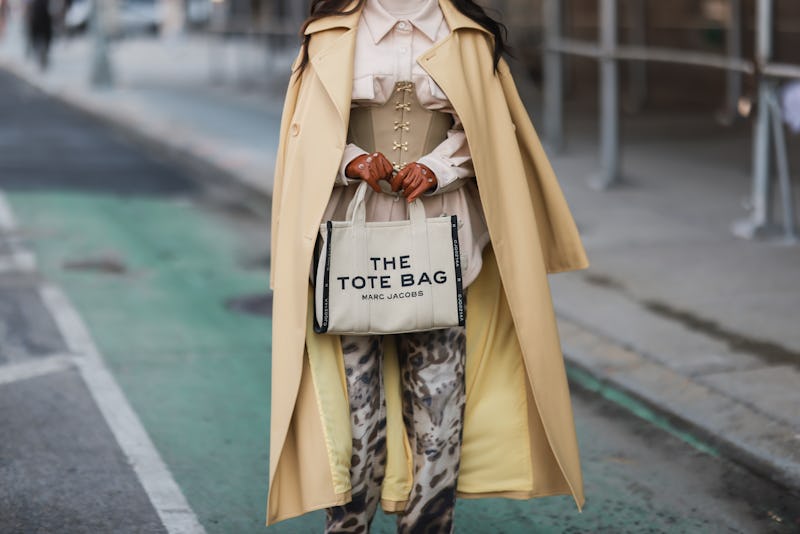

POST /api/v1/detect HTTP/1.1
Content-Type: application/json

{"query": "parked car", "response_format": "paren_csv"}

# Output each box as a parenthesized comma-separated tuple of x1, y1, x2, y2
(186, 0, 211, 27)
(65, 0, 163, 36)
(117, 0, 163, 35)
(64, 0, 91, 34)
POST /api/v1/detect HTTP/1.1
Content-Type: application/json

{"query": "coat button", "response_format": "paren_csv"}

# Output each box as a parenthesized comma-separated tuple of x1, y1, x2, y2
(290, 123, 300, 136)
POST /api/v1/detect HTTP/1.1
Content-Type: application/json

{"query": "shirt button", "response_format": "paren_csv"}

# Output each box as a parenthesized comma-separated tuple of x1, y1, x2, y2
(398, 21, 408, 30)
(399, 47, 408, 53)
(290, 123, 300, 137)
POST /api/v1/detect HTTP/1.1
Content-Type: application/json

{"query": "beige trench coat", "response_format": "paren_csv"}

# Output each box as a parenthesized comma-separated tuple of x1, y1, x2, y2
(268, 0, 590, 525)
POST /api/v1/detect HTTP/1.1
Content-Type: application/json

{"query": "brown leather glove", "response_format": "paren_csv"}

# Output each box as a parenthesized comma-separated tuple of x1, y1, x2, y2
(390, 162, 438, 203)
(345, 152, 394, 192)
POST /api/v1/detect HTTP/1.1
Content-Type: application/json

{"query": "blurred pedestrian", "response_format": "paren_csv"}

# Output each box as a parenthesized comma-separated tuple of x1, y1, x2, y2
(27, 0, 53, 69)
(0, 0, 9, 40)
(268, 0, 589, 532)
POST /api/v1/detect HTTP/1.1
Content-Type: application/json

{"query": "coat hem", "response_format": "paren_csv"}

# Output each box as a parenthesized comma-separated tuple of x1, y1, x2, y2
(266, 490, 353, 526)
(546, 258, 590, 275)
(380, 499, 409, 514)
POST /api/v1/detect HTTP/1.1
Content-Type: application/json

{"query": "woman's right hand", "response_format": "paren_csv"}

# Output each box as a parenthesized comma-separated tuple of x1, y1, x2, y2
(345, 152, 394, 192)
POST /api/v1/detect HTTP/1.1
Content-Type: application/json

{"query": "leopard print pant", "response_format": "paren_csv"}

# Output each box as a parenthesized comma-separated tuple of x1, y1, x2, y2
(325, 335, 388, 534)
(325, 327, 467, 534)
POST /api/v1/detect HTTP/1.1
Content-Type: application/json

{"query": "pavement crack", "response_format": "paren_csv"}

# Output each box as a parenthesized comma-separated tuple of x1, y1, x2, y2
(642, 300, 800, 368)
(225, 293, 272, 317)
(582, 272, 800, 369)
(63, 255, 129, 275)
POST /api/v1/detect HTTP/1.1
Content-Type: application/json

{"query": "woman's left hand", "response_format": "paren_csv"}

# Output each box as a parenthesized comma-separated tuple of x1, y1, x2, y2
(390, 163, 437, 203)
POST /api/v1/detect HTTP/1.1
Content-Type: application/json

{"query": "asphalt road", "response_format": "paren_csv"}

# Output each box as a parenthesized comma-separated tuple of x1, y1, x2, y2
(0, 69, 798, 533)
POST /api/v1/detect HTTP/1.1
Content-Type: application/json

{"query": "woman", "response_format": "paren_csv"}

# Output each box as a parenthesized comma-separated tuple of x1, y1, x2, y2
(0, 0, 8, 40)
(268, 0, 590, 532)
(27, 0, 53, 70)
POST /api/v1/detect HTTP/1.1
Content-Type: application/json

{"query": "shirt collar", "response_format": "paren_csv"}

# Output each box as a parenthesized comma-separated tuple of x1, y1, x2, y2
(363, 0, 444, 44)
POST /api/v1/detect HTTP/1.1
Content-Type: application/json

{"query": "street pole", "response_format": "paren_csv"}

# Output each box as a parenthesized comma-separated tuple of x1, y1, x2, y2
(90, 0, 114, 88)
(735, 0, 773, 238)
(542, 0, 564, 152)
(724, 0, 743, 123)
(591, 0, 621, 190)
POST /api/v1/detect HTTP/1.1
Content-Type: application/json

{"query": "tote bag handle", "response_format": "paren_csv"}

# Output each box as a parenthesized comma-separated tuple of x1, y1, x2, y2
(345, 181, 427, 229)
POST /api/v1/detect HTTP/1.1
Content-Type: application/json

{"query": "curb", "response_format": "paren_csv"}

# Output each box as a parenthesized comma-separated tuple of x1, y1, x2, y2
(558, 314, 800, 495)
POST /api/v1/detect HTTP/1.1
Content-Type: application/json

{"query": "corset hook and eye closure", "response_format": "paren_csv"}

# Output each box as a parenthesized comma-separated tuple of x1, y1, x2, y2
(391, 81, 415, 171)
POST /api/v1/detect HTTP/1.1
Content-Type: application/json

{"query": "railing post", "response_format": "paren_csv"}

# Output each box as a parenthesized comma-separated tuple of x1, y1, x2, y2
(90, 0, 114, 88)
(543, 0, 564, 152)
(733, 0, 774, 238)
(723, 0, 743, 123)
(768, 92, 798, 241)
(752, 0, 775, 230)
(591, 0, 622, 189)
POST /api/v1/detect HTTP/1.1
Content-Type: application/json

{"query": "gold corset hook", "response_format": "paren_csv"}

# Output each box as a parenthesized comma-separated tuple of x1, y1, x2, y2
(396, 81, 414, 93)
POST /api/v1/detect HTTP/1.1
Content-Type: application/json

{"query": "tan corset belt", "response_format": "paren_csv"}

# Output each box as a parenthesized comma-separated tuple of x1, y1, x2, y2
(347, 81, 454, 194)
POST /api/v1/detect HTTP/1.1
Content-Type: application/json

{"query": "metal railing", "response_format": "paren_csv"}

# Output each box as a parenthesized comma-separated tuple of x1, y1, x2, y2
(542, 0, 799, 242)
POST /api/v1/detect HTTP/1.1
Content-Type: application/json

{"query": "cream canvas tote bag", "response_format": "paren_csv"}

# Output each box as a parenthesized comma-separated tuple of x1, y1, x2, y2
(314, 182, 466, 335)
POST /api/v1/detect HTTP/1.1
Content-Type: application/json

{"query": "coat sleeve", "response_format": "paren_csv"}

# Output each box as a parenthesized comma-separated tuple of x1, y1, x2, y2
(270, 55, 304, 290)
(497, 58, 590, 274)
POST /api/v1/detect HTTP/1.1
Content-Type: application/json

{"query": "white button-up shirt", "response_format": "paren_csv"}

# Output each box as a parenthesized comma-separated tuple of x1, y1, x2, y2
(336, 0, 475, 189)
(325, 0, 489, 287)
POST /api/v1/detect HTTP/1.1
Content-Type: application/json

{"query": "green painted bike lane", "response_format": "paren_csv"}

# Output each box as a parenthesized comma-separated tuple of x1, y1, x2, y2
(6, 192, 286, 533)
(5, 188, 749, 533)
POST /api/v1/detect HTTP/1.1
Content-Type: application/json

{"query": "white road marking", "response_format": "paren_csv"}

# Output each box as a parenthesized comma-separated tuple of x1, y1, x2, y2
(0, 194, 17, 231)
(0, 251, 37, 272)
(0, 176, 202, 531)
(39, 284, 206, 534)
(0, 354, 76, 386)
(0, 195, 37, 271)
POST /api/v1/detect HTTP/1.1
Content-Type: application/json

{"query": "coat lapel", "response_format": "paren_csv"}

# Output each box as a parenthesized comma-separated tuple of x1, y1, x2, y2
(308, 30, 358, 124)
(418, 0, 494, 136)
(438, 0, 494, 35)
(304, 4, 362, 124)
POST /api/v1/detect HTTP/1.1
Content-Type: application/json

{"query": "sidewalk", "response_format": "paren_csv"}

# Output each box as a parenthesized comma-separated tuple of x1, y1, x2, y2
(0, 18, 290, 197)
(549, 108, 800, 491)
(3, 23, 799, 495)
